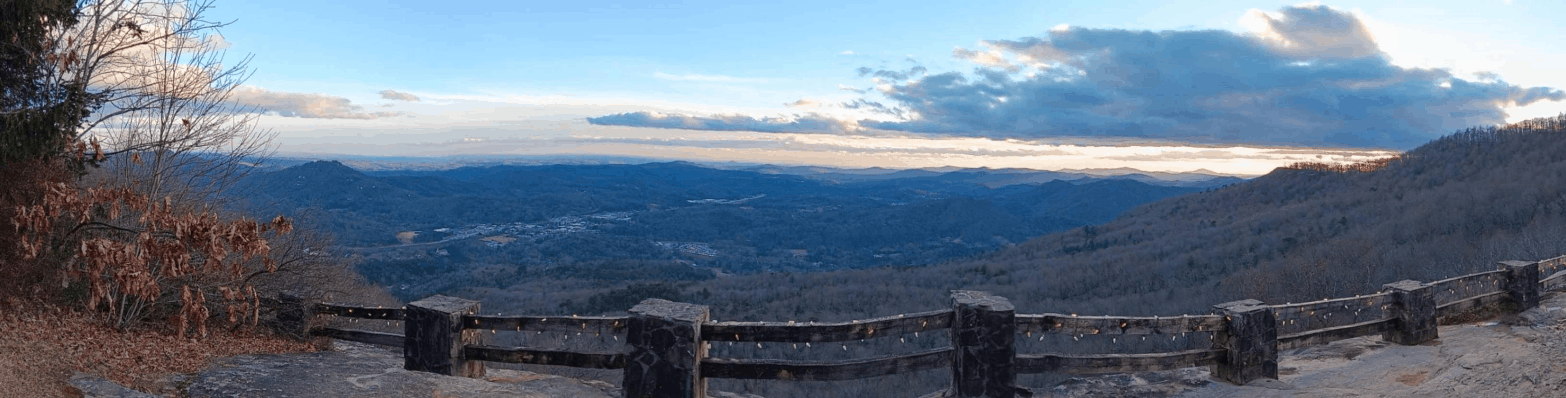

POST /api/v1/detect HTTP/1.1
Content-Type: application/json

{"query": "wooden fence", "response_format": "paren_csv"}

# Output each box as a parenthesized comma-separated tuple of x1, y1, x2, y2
(267, 256, 1566, 398)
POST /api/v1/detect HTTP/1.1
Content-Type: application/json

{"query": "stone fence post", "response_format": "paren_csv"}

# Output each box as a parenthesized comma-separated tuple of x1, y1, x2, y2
(1380, 280, 1437, 345)
(624, 299, 710, 398)
(1501, 260, 1541, 310)
(404, 295, 486, 378)
(950, 290, 1016, 398)
(1211, 299, 1276, 385)
(271, 293, 311, 340)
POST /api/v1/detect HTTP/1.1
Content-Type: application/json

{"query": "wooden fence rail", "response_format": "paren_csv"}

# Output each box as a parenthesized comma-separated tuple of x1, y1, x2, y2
(1014, 349, 1225, 374)
(1544, 271, 1566, 292)
(268, 257, 1566, 397)
(310, 327, 404, 347)
(1436, 291, 1510, 318)
(313, 302, 405, 320)
(1276, 318, 1395, 351)
(464, 314, 628, 336)
(1270, 293, 1393, 336)
(1015, 313, 1226, 336)
(464, 345, 627, 369)
(702, 348, 953, 381)
(1428, 270, 1507, 306)
(702, 309, 952, 343)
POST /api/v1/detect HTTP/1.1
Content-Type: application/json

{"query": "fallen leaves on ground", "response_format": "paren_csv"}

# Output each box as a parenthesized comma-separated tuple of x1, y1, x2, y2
(0, 300, 317, 397)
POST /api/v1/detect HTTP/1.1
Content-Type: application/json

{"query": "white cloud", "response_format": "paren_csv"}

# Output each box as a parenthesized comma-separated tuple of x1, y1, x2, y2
(785, 99, 822, 108)
(952, 44, 1022, 72)
(840, 50, 856, 55)
(205, 33, 230, 50)
(232, 86, 402, 119)
(378, 89, 421, 102)
(273, 116, 1394, 176)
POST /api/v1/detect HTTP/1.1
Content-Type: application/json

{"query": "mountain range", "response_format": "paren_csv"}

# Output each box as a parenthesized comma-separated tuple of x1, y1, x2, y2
(228, 159, 1228, 300)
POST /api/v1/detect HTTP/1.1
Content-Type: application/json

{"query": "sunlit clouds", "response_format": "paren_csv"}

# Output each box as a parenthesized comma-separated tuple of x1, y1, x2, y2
(587, 5, 1562, 149)
(231, 86, 403, 119)
(229, 2, 1560, 175)
(264, 99, 1395, 176)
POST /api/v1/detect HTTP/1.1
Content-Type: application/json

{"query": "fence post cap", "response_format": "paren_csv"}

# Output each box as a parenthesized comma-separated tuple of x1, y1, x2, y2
(628, 299, 709, 321)
(1382, 280, 1426, 291)
(1213, 299, 1266, 312)
(407, 295, 479, 313)
(950, 290, 1014, 311)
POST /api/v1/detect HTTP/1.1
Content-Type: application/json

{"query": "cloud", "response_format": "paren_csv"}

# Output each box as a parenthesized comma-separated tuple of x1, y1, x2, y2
(855, 66, 929, 81)
(590, 5, 1560, 149)
(231, 86, 402, 119)
(653, 72, 769, 83)
(785, 99, 822, 108)
(587, 112, 861, 134)
(838, 84, 868, 94)
(378, 89, 420, 102)
(1241, 6, 1379, 59)
(847, 4, 1563, 148)
(205, 34, 231, 50)
(840, 50, 856, 55)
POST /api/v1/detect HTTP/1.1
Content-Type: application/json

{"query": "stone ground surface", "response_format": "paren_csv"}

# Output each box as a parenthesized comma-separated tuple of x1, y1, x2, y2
(73, 293, 1566, 398)
(69, 373, 163, 398)
(179, 341, 620, 398)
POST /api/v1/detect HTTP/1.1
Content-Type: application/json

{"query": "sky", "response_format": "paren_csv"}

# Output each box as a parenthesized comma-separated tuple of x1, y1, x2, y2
(196, 0, 1563, 175)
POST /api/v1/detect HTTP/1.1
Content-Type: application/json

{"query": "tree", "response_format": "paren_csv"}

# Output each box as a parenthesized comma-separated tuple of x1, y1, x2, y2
(0, 0, 99, 165)
(3, 0, 302, 336)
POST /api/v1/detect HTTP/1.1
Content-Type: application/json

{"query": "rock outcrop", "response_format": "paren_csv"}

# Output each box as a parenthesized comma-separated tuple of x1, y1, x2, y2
(69, 373, 162, 398)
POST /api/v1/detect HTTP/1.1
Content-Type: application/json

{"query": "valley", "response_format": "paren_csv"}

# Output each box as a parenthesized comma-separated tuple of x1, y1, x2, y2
(230, 160, 1221, 302)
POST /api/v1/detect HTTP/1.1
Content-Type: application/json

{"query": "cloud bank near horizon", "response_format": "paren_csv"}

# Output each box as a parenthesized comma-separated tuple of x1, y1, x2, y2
(588, 5, 1562, 149)
(267, 122, 1398, 176)
(584, 111, 861, 134)
(231, 86, 404, 119)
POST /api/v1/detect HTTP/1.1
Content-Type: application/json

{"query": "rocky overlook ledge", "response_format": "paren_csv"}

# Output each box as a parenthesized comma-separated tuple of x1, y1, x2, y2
(70, 292, 1566, 398)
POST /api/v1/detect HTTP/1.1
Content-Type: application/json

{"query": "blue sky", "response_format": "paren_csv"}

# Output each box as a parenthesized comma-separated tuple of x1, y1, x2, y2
(199, 0, 1563, 175)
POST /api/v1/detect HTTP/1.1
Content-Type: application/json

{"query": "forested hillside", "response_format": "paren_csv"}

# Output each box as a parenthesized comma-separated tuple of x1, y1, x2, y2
(443, 115, 1566, 327)
(646, 115, 1566, 322)
(228, 160, 1208, 299)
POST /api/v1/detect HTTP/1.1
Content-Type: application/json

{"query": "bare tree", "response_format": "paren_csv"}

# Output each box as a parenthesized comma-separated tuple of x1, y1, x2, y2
(49, 0, 276, 203)
(4, 0, 333, 335)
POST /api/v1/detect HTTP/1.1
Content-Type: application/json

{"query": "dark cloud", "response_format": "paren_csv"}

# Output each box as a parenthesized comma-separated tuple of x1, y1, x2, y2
(587, 5, 1561, 148)
(1248, 5, 1380, 59)
(587, 112, 858, 134)
(841, 99, 903, 118)
(865, 5, 1562, 148)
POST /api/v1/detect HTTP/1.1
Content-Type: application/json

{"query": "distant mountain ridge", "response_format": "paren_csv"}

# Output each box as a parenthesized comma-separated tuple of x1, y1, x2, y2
(655, 115, 1566, 323)
(718, 164, 1246, 188)
(253, 155, 1247, 188)
(228, 159, 1211, 300)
